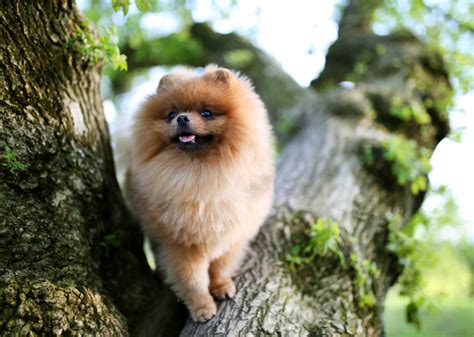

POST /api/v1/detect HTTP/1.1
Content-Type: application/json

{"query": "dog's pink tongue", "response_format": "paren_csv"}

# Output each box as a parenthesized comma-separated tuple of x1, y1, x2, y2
(179, 134, 196, 143)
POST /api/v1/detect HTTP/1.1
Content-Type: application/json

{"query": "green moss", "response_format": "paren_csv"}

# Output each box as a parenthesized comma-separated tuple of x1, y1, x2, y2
(389, 96, 431, 124)
(350, 253, 380, 309)
(362, 135, 432, 195)
(1, 146, 26, 172)
(285, 215, 344, 268)
(410, 63, 453, 121)
(282, 212, 345, 293)
(282, 213, 384, 314)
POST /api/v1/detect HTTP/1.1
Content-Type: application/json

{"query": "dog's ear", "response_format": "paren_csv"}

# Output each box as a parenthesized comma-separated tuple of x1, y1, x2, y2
(204, 66, 233, 85)
(157, 73, 187, 91)
(214, 68, 232, 84)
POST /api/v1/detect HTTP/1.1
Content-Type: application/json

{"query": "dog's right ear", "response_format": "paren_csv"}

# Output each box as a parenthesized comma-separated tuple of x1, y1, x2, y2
(157, 72, 192, 92)
(157, 74, 178, 91)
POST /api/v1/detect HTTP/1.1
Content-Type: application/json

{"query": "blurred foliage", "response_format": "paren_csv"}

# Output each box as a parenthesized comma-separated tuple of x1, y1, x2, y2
(80, 0, 237, 96)
(126, 31, 204, 67)
(78, 0, 473, 101)
(389, 96, 431, 125)
(458, 242, 474, 295)
(423, 243, 471, 298)
(386, 185, 473, 329)
(387, 213, 433, 329)
(112, 0, 154, 15)
(223, 49, 255, 69)
(379, 136, 431, 195)
(65, 23, 127, 70)
(77, 0, 473, 135)
(363, 135, 432, 195)
(385, 241, 472, 336)
(385, 293, 473, 337)
(375, 0, 474, 94)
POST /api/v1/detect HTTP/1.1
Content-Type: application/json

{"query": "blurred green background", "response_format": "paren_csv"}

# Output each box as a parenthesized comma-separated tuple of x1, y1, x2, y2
(385, 242, 473, 337)
(78, 0, 474, 335)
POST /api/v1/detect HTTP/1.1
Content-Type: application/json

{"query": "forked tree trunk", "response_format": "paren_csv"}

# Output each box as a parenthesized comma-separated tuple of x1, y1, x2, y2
(1, 1, 451, 336)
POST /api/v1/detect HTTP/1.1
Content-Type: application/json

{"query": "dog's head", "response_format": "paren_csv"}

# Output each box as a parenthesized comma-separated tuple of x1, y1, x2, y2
(135, 65, 264, 162)
(159, 68, 232, 152)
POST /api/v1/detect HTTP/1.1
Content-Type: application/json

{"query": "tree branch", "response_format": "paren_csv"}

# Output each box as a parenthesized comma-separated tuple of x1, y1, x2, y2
(338, 0, 383, 35)
(178, 4, 452, 336)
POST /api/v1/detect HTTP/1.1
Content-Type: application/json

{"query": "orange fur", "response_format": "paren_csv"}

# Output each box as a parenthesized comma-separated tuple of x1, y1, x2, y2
(125, 65, 275, 322)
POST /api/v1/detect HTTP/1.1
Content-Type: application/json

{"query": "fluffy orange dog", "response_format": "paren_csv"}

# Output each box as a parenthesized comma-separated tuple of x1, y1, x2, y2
(125, 65, 275, 322)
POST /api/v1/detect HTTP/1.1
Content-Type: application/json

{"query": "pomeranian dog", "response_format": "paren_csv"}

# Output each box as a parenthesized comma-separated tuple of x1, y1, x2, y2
(125, 65, 275, 322)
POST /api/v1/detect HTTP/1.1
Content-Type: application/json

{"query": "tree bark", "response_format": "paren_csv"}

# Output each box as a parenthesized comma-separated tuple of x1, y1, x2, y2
(1, 1, 452, 336)
(0, 2, 169, 335)
(177, 4, 451, 337)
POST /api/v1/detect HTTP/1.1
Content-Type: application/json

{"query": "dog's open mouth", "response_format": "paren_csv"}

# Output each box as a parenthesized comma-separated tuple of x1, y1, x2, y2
(171, 133, 214, 150)
(179, 133, 196, 143)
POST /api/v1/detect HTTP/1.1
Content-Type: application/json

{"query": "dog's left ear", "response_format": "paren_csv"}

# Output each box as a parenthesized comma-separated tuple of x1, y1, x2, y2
(204, 67, 233, 85)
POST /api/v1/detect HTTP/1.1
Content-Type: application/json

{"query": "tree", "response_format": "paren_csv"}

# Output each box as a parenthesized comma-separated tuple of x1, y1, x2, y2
(0, 2, 169, 335)
(0, 0, 454, 336)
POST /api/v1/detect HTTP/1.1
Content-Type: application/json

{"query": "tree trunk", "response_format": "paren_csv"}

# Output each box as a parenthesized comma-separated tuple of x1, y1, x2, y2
(1, 1, 452, 336)
(0, 2, 169, 335)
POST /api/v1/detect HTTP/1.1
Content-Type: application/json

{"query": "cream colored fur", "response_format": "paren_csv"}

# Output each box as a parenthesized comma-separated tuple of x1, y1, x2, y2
(125, 65, 274, 322)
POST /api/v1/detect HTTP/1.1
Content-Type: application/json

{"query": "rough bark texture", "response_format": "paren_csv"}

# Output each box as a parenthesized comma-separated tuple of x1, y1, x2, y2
(0, 2, 167, 335)
(1, 1, 452, 336)
(176, 4, 451, 337)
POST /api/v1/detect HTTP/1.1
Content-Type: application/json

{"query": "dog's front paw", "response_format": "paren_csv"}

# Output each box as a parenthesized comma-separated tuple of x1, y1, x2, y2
(210, 277, 236, 300)
(189, 298, 217, 322)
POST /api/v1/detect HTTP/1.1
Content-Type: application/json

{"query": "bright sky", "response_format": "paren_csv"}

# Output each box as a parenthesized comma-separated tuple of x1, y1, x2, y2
(80, 0, 474, 240)
(192, 0, 340, 86)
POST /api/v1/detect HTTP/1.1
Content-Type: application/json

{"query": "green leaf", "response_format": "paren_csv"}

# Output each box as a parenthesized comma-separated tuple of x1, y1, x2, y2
(111, 0, 130, 15)
(111, 0, 121, 12)
(136, 0, 153, 12)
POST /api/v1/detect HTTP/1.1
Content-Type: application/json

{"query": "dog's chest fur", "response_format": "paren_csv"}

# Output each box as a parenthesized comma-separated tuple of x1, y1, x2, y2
(130, 150, 262, 247)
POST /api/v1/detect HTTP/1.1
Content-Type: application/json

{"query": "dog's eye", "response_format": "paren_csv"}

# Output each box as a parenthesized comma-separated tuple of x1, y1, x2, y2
(200, 110, 213, 119)
(168, 111, 177, 120)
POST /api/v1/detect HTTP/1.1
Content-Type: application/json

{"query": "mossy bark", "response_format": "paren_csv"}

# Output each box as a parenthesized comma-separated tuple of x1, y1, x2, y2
(0, 2, 169, 335)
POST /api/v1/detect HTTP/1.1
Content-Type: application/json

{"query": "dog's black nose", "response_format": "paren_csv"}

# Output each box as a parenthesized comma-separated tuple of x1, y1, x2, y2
(177, 115, 190, 126)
